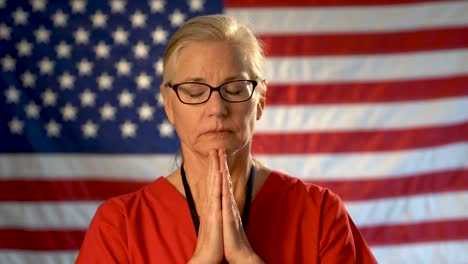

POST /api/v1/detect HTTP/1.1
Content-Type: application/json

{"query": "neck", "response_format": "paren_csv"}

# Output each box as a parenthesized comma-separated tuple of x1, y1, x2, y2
(181, 145, 253, 215)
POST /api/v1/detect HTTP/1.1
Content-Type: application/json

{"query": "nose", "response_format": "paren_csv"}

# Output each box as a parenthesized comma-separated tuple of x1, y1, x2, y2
(206, 90, 228, 117)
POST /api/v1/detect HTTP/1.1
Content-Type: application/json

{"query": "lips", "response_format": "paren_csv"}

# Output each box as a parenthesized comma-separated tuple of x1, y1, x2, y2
(202, 128, 232, 135)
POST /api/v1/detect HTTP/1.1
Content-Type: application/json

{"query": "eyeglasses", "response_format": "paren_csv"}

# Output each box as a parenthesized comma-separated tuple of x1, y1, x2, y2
(165, 79, 261, 105)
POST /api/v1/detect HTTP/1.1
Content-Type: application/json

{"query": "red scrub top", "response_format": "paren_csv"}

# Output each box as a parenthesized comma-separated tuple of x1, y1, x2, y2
(76, 171, 377, 263)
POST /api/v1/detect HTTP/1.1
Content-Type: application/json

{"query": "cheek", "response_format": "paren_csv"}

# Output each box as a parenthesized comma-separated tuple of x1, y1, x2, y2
(238, 105, 258, 133)
(171, 106, 198, 137)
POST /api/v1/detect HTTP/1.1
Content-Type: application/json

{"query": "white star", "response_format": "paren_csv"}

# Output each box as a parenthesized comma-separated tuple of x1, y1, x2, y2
(91, 10, 107, 28)
(4, 86, 21, 103)
(149, 0, 165, 13)
(115, 58, 131, 76)
(1, 55, 16, 71)
(16, 39, 33, 57)
(130, 10, 146, 28)
(61, 102, 78, 121)
(74, 27, 89, 44)
(12, 7, 28, 25)
(8, 117, 24, 134)
(95, 41, 111, 58)
(169, 9, 185, 27)
(120, 120, 137, 138)
(25, 101, 41, 119)
(100, 103, 117, 120)
(45, 119, 61, 137)
(118, 89, 134, 107)
(82, 120, 98, 138)
(151, 26, 168, 44)
(77, 58, 93, 76)
(56, 41, 72, 58)
(52, 10, 68, 27)
(97, 72, 113, 90)
(133, 41, 149, 59)
(109, 0, 126, 13)
(0, 23, 11, 40)
(34, 26, 51, 43)
(154, 57, 163, 75)
(158, 120, 174, 137)
(21, 71, 36, 88)
(156, 92, 164, 106)
(136, 72, 152, 89)
(112, 27, 129, 45)
(58, 71, 75, 89)
(30, 0, 47, 12)
(138, 102, 154, 121)
(80, 89, 96, 107)
(189, 0, 204, 11)
(41, 89, 58, 106)
(38, 57, 55, 75)
(70, 0, 86, 13)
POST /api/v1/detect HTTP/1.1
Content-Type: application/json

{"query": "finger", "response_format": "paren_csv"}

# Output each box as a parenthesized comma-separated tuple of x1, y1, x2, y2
(220, 149, 241, 221)
(194, 151, 224, 262)
(206, 150, 216, 202)
(220, 150, 242, 230)
(207, 149, 222, 213)
(199, 150, 222, 235)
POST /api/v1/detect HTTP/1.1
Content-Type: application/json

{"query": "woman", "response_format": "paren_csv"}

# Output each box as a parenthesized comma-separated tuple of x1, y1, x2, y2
(76, 14, 377, 263)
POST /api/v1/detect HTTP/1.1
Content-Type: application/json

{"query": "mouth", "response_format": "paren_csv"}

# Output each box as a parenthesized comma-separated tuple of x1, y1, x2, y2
(202, 129, 233, 136)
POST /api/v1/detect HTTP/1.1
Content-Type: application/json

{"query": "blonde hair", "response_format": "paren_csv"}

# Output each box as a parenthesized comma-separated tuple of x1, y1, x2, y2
(162, 14, 265, 93)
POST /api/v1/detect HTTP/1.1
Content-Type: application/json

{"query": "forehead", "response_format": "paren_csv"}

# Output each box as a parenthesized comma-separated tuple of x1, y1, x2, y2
(167, 41, 251, 82)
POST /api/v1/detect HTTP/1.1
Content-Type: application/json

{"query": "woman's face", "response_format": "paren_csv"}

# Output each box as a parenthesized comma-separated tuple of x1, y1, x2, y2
(162, 41, 265, 157)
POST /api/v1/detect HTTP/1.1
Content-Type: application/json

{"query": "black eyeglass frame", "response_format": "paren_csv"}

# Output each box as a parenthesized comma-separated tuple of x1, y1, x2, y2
(165, 78, 262, 105)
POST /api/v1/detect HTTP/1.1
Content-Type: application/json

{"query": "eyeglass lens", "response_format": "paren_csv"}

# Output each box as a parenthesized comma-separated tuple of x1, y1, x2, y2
(177, 80, 254, 104)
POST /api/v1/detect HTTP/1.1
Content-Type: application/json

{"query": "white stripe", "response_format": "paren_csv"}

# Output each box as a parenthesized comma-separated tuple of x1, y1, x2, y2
(371, 240, 468, 264)
(1, 143, 466, 180)
(0, 202, 97, 229)
(0, 154, 176, 180)
(1, 241, 466, 264)
(257, 97, 468, 131)
(346, 191, 468, 227)
(256, 143, 467, 180)
(0, 192, 466, 229)
(226, 1, 468, 33)
(0, 250, 77, 264)
(264, 49, 468, 83)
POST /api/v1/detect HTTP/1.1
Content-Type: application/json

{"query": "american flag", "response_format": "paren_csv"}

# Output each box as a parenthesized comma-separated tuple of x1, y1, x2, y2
(0, 0, 467, 263)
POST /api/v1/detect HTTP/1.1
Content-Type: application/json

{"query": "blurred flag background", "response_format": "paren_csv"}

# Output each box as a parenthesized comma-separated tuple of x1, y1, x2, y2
(0, 0, 467, 263)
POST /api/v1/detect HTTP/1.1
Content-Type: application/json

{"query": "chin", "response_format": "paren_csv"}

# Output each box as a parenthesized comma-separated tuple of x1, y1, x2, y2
(201, 140, 239, 153)
(219, 140, 251, 155)
(191, 133, 251, 155)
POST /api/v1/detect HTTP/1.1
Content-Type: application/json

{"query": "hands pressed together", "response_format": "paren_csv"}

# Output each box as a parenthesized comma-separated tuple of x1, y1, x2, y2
(188, 149, 264, 264)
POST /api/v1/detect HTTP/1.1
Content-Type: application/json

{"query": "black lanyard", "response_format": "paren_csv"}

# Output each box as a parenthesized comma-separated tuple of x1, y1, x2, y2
(181, 162, 256, 235)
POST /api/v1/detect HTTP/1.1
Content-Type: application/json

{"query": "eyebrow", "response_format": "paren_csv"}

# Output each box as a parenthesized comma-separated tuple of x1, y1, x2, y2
(179, 74, 251, 83)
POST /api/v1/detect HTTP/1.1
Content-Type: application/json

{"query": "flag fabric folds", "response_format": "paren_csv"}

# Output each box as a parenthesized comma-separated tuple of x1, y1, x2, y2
(1, 0, 467, 263)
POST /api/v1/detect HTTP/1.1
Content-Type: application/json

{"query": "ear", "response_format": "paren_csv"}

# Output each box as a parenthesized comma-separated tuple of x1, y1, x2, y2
(161, 83, 175, 124)
(256, 91, 266, 121)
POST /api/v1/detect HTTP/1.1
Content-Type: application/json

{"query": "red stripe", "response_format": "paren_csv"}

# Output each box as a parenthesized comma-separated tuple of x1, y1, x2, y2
(0, 229, 85, 250)
(0, 179, 147, 201)
(360, 219, 468, 246)
(308, 169, 467, 201)
(0, 170, 465, 202)
(260, 27, 468, 56)
(265, 75, 468, 105)
(226, 0, 447, 7)
(253, 123, 468, 154)
(1, 218, 466, 250)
